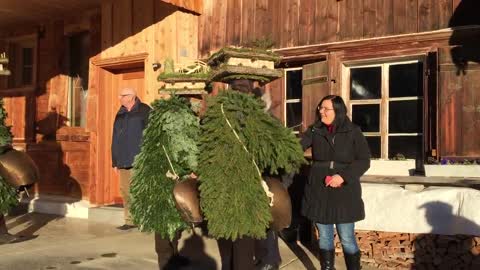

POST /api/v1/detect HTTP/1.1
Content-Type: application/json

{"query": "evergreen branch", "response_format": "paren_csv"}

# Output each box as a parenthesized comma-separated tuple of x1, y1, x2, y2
(220, 103, 273, 206)
(0, 177, 17, 214)
(130, 95, 199, 240)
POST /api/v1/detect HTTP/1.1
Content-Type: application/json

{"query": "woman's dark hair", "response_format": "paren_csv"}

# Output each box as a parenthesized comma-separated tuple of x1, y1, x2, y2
(317, 95, 348, 127)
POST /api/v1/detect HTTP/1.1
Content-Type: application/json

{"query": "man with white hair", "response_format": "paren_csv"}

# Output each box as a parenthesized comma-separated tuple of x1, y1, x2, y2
(111, 87, 151, 230)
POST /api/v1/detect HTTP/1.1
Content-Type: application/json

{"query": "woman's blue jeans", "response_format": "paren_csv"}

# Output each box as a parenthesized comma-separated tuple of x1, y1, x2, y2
(316, 223, 359, 254)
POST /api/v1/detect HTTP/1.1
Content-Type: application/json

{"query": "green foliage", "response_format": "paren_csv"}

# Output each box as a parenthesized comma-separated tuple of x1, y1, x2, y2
(158, 72, 210, 81)
(392, 153, 406, 161)
(0, 98, 16, 213)
(158, 58, 210, 81)
(208, 46, 281, 67)
(221, 74, 272, 83)
(0, 177, 17, 214)
(0, 99, 13, 147)
(242, 36, 276, 50)
(164, 58, 175, 74)
(198, 91, 305, 240)
(130, 96, 200, 240)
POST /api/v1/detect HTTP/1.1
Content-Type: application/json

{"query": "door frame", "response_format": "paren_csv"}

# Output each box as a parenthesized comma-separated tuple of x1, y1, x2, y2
(90, 53, 148, 206)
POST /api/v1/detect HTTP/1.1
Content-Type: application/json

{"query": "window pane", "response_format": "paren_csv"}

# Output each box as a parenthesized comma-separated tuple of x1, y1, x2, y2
(22, 67, 32, 85)
(389, 62, 423, 97)
(350, 67, 381, 100)
(352, 104, 380, 132)
(22, 48, 33, 65)
(366, 137, 381, 159)
(286, 102, 302, 132)
(389, 100, 423, 133)
(286, 69, 302, 100)
(22, 48, 33, 85)
(67, 32, 90, 127)
(389, 136, 422, 159)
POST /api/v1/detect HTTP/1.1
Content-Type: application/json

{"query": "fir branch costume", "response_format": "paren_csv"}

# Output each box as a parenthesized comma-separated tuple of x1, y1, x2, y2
(129, 96, 199, 240)
(198, 91, 305, 240)
(0, 98, 17, 214)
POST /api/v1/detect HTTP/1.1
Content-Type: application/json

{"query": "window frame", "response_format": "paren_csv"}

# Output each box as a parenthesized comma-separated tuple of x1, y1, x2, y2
(284, 67, 303, 134)
(65, 31, 90, 128)
(343, 58, 425, 160)
(4, 34, 38, 89)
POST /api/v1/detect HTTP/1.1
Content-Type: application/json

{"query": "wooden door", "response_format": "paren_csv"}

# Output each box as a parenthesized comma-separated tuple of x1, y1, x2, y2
(438, 47, 480, 159)
(301, 60, 330, 131)
(98, 66, 145, 206)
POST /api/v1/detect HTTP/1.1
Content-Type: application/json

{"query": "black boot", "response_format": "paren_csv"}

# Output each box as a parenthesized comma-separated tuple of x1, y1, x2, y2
(344, 252, 361, 270)
(319, 249, 335, 270)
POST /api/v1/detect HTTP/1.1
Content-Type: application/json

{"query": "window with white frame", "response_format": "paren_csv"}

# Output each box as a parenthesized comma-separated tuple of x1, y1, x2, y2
(284, 67, 303, 133)
(347, 60, 424, 160)
(6, 36, 36, 88)
(66, 31, 89, 127)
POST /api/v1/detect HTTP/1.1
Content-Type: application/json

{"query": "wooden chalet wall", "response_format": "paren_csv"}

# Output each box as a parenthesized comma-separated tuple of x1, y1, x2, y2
(0, 0, 201, 205)
(0, 12, 99, 200)
(98, 0, 198, 101)
(198, 0, 463, 57)
(88, 0, 199, 205)
(0, 0, 200, 204)
(198, 0, 480, 160)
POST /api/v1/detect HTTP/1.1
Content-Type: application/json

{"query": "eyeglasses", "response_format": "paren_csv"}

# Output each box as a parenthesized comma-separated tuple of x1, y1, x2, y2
(119, 94, 133, 98)
(318, 106, 334, 112)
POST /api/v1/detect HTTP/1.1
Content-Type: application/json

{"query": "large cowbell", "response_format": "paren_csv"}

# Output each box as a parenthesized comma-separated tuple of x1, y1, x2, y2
(265, 176, 292, 231)
(0, 148, 39, 188)
(173, 178, 203, 224)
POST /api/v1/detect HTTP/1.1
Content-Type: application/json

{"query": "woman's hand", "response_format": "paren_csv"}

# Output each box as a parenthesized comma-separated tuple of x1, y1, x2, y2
(326, 174, 344, 188)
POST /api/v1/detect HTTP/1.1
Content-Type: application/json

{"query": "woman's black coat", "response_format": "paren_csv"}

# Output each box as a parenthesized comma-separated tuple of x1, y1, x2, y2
(300, 119, 371, 224)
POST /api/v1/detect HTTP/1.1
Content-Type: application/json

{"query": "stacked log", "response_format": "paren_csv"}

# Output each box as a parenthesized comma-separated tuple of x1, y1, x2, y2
(331, 230, 480, 269)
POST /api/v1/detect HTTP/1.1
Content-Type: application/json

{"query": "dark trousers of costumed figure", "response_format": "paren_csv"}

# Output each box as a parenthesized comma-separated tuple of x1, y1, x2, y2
(0, 213, 8, 234)
(217, 237, 255, 270)
(155, 231, 181, 270)
(254, 229, 281, 267)
(0, 213, 17, 244)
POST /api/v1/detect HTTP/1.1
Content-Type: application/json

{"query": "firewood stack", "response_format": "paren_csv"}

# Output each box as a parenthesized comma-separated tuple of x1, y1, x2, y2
(332, 230, 480, 269)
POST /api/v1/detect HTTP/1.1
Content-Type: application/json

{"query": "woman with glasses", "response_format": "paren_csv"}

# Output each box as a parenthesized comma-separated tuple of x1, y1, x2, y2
(300, 95, 370, 270)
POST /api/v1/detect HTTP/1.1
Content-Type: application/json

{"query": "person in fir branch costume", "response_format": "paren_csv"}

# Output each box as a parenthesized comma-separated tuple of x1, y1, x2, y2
(129, 95, 200, 269)
(198, 80, 305, 270)
(0, 98, 20, 245)
(250, 84, 283, 270)
(231, 80, 283, 270)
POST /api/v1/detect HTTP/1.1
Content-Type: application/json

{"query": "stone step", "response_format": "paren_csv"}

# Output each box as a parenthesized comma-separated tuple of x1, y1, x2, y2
(10, 195, 125, 226)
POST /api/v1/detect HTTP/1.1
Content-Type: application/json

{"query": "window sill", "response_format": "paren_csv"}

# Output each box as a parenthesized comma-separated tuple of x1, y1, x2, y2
(365, 160, 416, 176)
(424, 164, 480, 178)
(0, 86, 36, 95)
(56, 127, 90, 142)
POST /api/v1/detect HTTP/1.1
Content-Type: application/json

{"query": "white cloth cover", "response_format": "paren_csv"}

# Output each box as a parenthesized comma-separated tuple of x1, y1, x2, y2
(356, 183, 480, 236)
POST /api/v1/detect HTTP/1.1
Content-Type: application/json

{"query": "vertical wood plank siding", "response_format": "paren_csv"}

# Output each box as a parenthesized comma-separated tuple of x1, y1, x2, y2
(198, 0, 459, 57)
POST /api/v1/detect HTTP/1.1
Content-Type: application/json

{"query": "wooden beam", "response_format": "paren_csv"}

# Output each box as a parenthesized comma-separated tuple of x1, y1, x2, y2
(92, 53, 149, 69)
(160, 0, 203, 15)
(274, 26, 480, 58)
(0, 86, 36, 96)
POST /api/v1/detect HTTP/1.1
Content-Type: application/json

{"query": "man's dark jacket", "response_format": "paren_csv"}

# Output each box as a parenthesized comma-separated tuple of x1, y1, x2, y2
(111, 98, 151, 169)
